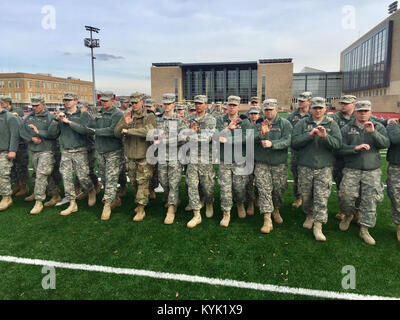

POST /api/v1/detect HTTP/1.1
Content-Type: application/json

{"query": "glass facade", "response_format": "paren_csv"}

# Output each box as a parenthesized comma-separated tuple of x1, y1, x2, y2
(293, 72, 342, 103)
(182, 62, 258, 103)
(342, 21, 393, 92)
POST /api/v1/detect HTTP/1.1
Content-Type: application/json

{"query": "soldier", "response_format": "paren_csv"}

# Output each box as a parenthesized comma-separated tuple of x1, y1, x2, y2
(119, 97, 130, 112)
(254, 99, 292, 234)
(250, 96, 261, 108)
(114, 92, 156, 222)
(222, 103, 228, 115)
(185, 95, 216, 228)
(337, 101, 390, 245)
(387, 117, 400, 242)
(0, 97, 30, 197)
(89, 91, 124, 220)
(292, 97, 342, 242)
(188, 104, 197, 117)
(216, 95, 250, 227)
(0, 99, 19, 211)
(145, 99, 157, 114)
(287, 91, 312, 209)
(176, 103, 187, 121)
(20, 96, 58, 215)
(154, 94, 187, 224)
(208, 101, 224, 118)
(48, 93, 97, 215)
(145, 98, 159, 199)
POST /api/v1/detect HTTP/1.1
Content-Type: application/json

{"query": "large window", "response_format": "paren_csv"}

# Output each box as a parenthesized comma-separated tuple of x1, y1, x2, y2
(342, 21, 392, 92)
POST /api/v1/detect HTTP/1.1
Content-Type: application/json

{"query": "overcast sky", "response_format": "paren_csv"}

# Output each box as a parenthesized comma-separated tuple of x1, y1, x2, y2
(1, 0, 395, 95)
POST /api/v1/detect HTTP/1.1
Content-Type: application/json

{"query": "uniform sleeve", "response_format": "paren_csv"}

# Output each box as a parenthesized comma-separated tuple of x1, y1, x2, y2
(337, 126, 358, 155)
(96, 111, 123, 137)
(126, 113, 156, 138)
(114, 115, 128, 138)
(271, 120, 292, 150)
(8, 115, 20, 152)
(48, 119, 61, 137)
(19, 117, 35, 143)
(370, 123, 390, 149)
(320, 121, 342, 150)
(387, 122, 400, 145)
(291, 120, 313, 149)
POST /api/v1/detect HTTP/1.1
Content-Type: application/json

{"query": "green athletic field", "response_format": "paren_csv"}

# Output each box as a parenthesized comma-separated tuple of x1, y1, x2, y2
(0, 112, 398, 300)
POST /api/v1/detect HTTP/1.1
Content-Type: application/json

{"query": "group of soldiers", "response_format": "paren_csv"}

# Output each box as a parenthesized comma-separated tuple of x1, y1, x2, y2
(0, 90, 399, 246)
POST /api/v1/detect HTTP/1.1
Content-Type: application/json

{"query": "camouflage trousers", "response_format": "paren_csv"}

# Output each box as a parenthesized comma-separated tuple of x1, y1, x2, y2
(218, 163, 248, 211)
(338, 168, 384, 228)
(158, 162, 182, 206)
(298, 166, 333, 224)
(118, 156, 128, 187)
(76, 144, 99, 188)
(31, 151, 55, 201)
(149, 164, 159, 192)
(0, 151, 13, 196)
(387, 164, 400, 225)
(97, 150, 124, 203)
(254, 163, 288, 214)
(290, 150, 301, 198)
(187, 163, 215, 211)
(60, 148, 94, 200)
(127, 158, 153, 206)
(245, 173, 258, 201)
(11, 142, 29, 184)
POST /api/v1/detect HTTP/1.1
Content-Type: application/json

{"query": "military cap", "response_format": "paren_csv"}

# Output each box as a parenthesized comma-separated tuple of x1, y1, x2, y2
(144, 98, 155, 107)
(162, 93, 176, 104)
(310, 97, 326, 108)
(298, 91, 313, 102)
(100, 91, 115, 102)
(119, 97, 129, 103)
(263, 99, 278, 110)
(176, 103, 186, 110)
(129, 92, 143, 103)
(31, 95, 45, 106)
(248, 106, 261, 114)
(78, 100, 89, 107)
(194, 95, 208, 104)
(0, 96, 12, 104)
(250, 96, 260, 103)
(215, 101, 223, 106)
(222, 102, 228, 110)
(340, 95, 357, 104)
(189, 104, 197, 111)
(227, 96, 241, 106)
(355, 101, 372, 111)
(63, 92, 77, 101)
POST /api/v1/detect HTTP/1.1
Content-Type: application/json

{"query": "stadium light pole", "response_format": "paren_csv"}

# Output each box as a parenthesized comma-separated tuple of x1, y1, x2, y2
(388, 1, 398, 14)
(84, 26, 100, 107)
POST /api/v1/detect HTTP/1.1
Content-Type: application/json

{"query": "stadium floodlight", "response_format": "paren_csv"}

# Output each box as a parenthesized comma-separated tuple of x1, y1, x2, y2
(84, 26, 101, 107)
(388, 1, 398, 14)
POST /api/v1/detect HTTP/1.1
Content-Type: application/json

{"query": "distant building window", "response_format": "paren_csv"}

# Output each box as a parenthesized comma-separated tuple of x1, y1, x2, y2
(15, 92, 21, 101)
(0, 81, 4, 88)
(261, 76, 266, 101)
(53, 83, 57, 89)
(47, 82, 51, 89)
(174, 78, 178, 100)
(15, 80, 20, 88)
(8, 81, 12, 88)
(36, 81, 40, 89)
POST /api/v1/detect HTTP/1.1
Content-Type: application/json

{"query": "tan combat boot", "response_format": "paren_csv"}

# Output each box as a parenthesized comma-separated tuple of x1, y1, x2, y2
(30, 201, 43, 215)
(44, 194, 62, 207)
(335, 212, 345, 220)
(237, 203, 246, 219)
(164, 205, 176, 225)
(24, 194, 35, 202)
(187, 210, 202, 229)
(313, 221, 326, 242)
(292, 197, 302, 209)
(206, 203, 214, 218)
(101, 202, 112, 221)
(12, 182, 21, 196)
(261, 213, 273, 234)
(220, 211, 231, 228)
(15, 183, 29, 197)
(117, 185, 128, 198)
(110, 196, 121, 209)
(247, 200, 254, 216)
(339, 214, 354, 231)
(60, 200, 78, 216)
(303, 214, 314, 229)
(0, 196, 13, 211)
(397, 225, 400, 243)
(133, 205, 146, 222)
(360, 226, 376, 245)
(272, 208, 283, 224)
(87, 188, 97, 207)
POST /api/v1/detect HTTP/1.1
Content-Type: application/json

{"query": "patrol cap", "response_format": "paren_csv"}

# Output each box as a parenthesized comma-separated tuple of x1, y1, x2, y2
(100, 91, 115, 102)
(119, 97, 129, 103)
(340, 95, 357, 104)
(298, 91, 313, 102)
(176, 103, 186, 110)
(78, 100, 89, 107)
(227, 95, 241, 106)
(189, 104, 197, 111)
(222, 102, 228, 110)
(194, 95, 208, 104)
(162, 93, 176, 104)
(355, 101, 372, 111)
(250, 96, 260, 103)
(215, 101, 223, 106)
(0, 96, 12, 104)
(248, 106, 260, 114)
(310, 97, 326, 108)
(130, 92, 143, 103)
(31, 95, 45, 106)
(63, 92, 77, 101)
(144, 98, 155, 107)
(263, 99, 278, 110)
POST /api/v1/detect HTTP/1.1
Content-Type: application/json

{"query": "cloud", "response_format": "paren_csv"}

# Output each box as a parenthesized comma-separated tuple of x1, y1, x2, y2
(92, 54, 125, 61)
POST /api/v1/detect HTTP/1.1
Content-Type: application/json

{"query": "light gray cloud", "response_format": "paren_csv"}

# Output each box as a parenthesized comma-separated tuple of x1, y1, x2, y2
(92, 54, 125, 61)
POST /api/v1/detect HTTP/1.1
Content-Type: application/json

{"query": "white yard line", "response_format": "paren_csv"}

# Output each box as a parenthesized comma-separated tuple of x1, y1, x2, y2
(0, 255, 397, 300)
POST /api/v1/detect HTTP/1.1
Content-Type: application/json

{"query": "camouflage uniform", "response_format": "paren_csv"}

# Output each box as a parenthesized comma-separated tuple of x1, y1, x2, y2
(97, 150, 124, 202)
(186, 113, 216, 211)
(387, 121, 400, 225)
